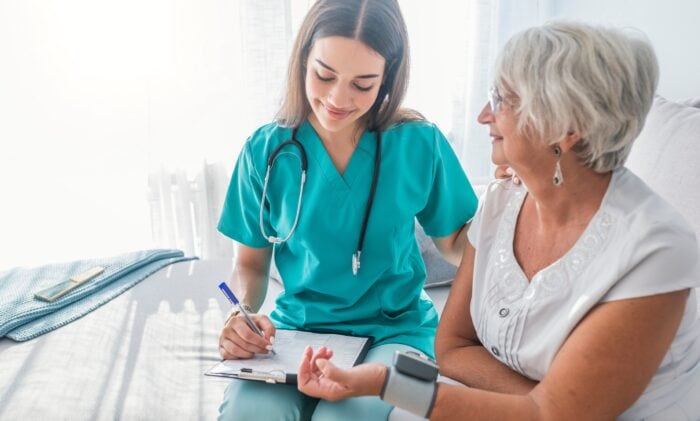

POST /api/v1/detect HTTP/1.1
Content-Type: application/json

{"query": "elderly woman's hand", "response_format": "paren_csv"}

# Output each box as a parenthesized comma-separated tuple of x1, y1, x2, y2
(297, 346, 387, 400)
(494, 165, 521, 185)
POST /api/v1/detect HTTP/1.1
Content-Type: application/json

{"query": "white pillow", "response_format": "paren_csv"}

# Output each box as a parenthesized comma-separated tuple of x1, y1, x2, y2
(681, 97, 700, 108)
(626, 96, 700, 241)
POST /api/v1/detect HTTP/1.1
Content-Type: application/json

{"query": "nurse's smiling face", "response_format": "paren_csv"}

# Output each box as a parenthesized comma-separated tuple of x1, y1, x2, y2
(305, 36, 386, 138)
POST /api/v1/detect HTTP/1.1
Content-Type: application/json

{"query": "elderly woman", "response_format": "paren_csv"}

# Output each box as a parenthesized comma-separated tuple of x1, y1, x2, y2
(295, 22, 700, 420)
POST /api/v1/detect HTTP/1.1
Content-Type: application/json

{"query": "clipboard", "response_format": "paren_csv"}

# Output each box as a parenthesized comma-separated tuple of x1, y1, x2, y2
(205, 329, 373, 385)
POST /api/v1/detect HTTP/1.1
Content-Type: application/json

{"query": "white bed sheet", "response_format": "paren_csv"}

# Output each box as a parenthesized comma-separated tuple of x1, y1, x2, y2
(0, 259, 282, 420)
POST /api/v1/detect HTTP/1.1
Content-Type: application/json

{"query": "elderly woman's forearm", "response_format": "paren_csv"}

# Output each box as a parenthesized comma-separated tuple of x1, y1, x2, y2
(438, 346, 538, 395)
(429, 383, 546, 421)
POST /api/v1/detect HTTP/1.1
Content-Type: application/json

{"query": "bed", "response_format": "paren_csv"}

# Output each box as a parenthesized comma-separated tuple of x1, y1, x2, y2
(0, 259, 235, 419)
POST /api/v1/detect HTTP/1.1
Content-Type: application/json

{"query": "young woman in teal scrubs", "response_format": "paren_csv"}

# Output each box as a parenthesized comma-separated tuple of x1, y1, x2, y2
(217, 0, 478, 419)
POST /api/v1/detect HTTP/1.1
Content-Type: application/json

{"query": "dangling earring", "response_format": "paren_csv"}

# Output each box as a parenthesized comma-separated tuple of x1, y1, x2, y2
(553, 145, 563, 186)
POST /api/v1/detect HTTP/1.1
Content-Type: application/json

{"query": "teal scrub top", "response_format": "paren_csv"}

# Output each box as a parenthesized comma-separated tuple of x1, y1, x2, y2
(218, 119, 477, 357)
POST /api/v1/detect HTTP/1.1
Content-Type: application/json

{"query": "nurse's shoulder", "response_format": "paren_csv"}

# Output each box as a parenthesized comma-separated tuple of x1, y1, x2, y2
(382, 119, 453, 165)
(242, 122, 295, 172)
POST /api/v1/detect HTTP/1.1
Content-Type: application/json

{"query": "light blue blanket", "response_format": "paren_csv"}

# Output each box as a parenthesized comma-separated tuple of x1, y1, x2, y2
(0, 249, 196, 341)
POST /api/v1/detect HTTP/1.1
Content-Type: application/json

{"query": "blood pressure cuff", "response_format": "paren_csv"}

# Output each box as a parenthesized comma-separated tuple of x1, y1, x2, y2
(380, 351, 439, 418)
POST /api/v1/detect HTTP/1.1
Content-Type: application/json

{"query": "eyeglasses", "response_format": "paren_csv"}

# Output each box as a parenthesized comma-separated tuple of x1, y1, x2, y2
(488, 87, 504, 113)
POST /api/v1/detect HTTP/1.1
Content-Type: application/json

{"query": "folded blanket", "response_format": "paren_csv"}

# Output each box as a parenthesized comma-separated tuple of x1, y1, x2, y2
(0, 249, 196, 341)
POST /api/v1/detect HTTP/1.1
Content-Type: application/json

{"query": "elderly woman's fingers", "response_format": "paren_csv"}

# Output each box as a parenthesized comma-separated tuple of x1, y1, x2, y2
(494, 165, 521, 184)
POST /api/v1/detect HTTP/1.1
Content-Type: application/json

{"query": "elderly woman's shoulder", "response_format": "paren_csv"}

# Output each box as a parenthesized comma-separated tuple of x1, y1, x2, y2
(476, 178, 524, 218)
(483, 178, 520, 196)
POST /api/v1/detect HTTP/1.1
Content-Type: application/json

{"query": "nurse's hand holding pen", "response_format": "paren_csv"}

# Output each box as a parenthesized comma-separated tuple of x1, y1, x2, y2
(218, 281, 276, 359)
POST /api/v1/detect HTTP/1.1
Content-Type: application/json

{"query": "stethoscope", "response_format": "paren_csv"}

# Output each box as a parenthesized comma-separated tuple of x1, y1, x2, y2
(259, 126, 382, 276)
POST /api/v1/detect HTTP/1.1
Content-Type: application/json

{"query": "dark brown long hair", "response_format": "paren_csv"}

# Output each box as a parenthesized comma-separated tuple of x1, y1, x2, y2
(275, 0, 423, 132)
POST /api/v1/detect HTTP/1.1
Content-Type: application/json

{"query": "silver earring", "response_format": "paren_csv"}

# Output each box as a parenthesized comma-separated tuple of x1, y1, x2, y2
(553, 145, 563, 186)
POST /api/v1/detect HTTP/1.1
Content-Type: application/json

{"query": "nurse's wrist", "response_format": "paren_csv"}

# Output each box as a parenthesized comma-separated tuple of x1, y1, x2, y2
(225, 304, 255, 323)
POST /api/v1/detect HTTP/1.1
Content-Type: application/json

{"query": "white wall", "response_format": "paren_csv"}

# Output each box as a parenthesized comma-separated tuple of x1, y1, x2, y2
(549, 0, 700, 100)
(0, 0, 246, 268)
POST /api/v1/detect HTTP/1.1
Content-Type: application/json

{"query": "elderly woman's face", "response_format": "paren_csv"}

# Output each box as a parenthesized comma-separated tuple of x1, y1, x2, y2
(477, 88, 554, 171)
(477, 89, 527, 167)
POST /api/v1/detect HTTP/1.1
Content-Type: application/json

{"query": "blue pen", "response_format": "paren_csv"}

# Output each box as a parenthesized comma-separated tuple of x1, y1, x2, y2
(218, 281, 275, 355)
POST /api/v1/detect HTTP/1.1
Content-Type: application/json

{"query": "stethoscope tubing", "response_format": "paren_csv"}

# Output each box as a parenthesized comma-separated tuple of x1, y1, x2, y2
(260, 165, 306, 244)
(259, 129, 308, 244)
(352, 129, 381, 275)
(259, 125, 381, 275)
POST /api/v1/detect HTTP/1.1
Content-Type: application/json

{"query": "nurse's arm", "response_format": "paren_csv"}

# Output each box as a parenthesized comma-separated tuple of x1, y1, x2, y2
(218, 243, 275, 360)
(431, 223, 469, 266)
(229, 243, 273, 312)
(435, 242, 538, 394)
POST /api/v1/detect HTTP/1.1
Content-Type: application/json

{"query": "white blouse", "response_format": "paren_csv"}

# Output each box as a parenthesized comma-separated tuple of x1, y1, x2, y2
(467, 168, 700, 420)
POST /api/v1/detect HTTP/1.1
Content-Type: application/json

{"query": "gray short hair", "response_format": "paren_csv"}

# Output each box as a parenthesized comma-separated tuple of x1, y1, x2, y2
(493, 21, 659, 172)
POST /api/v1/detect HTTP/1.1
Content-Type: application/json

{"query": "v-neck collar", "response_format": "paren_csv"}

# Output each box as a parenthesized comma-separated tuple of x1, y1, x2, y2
(507, 169, 619, 285)
(296, 119, 376, 192)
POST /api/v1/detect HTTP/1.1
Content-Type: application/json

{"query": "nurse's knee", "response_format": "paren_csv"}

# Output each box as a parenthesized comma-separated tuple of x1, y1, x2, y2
(312, 395, 393, 421)
(218, 380, 316, 421)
